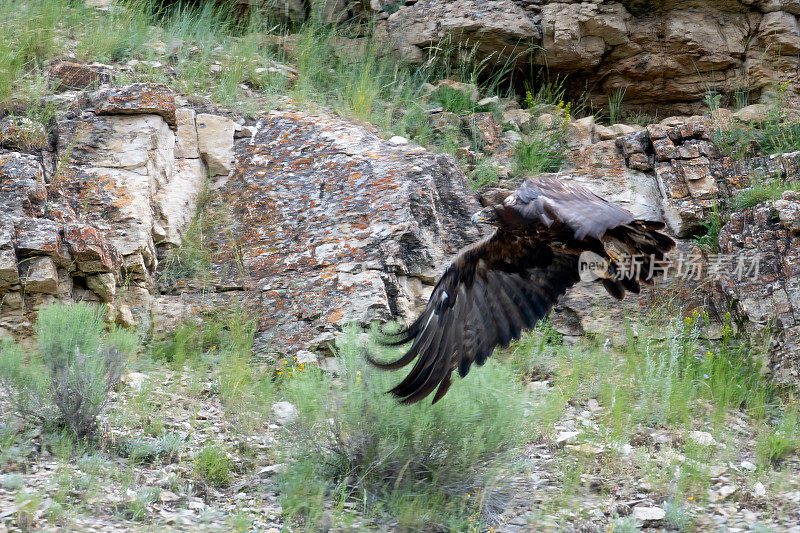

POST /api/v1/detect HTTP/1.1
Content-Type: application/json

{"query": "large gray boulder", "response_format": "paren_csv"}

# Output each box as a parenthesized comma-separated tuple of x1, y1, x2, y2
(200, 111, 480, 354)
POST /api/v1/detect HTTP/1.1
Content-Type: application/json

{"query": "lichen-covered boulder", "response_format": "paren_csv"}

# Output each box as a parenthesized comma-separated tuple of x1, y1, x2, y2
(47, 61, 114, 92)
(88, 83, 177, 127)
(203, 110, 480, 354)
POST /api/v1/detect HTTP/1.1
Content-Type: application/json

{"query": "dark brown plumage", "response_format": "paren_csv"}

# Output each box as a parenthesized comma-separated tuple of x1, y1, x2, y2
(368, 177, 676, 404)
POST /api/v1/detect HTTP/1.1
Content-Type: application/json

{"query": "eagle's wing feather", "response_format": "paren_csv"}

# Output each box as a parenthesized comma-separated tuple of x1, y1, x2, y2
(371, 229, 580, 404)
(513, 178, 637, 240)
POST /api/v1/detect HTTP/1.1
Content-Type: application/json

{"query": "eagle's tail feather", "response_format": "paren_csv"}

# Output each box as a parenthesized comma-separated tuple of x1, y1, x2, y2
(600, 221, 676, 300)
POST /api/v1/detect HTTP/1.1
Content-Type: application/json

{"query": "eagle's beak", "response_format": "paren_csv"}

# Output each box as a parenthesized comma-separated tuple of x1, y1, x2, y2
(471, 211, 486, 224)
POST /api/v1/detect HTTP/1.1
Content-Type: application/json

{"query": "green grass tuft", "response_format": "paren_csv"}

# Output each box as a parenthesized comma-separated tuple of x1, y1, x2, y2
(731, 178, 800, 211)
(714, 82, 800, 159)
(194, 444, 233, 487)
(608, 87, 626, 125)
(432, 85, 476, 115)
(694, 202, 723, 254)
(514, 129, 564, 175)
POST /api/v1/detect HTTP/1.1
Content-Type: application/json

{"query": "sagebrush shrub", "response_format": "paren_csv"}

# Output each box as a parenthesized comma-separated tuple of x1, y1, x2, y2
(0, 340, 52, 419)
(38, 303, 134, 437)
(0, 302, 139, 438)
(279, 325, 531, 529)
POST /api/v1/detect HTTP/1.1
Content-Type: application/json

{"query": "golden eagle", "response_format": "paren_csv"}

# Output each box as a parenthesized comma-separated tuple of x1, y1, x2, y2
(369, 177, 675, 404)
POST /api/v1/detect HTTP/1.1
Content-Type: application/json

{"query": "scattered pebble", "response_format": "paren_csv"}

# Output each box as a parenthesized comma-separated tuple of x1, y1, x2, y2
(632, 506, 665, 522)
(689, 431, 718, 446)
(295, 350, 317, 364)
(741, 461, 756, 471)
(271, 401, 298, 425)
(555, 431, 580, 446)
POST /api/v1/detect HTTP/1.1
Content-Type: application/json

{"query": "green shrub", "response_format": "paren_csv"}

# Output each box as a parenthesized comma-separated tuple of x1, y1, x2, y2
(124, 487, 160, 521)
(664, 500, 692, 530)
(152, 321, 204, 364)
(611, 516, 641, 532)
(714, 126, 759, 160)
(629, 311, 771, 425)
(216, 309, 275, 431)
(756, 409, 799, 467)
(517, 309, 774, 443)
(122, 432, 186, 465)
(14, 490, 42, 531)
(509, 318, 563, 382)
(469, 158, 501, 189)
(152, 314, 231, 365)
(703, 90, 723, 113)
(757, 122, 800, 155)
(622, 108, 655, 127)
(279, 326, 531, 530)
(0, 340, 52, 419)
(0, 302, 140, 438)
(194, 444, 233, 487)
(36, 302, 106, 367)
(523, 72, 567, 111)
(694, 202, 723, 254)
(158, 191, 214, 290)
(432, 85, 476, 115)
(38, 303, 131, 438)
(714, 82, 800, 159)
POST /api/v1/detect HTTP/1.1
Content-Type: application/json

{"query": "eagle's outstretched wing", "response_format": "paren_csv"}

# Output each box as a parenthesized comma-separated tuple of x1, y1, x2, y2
(368, 229, 580, 404)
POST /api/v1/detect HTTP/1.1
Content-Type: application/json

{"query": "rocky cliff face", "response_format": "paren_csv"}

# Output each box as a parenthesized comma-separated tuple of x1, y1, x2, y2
(0, 84, 481, 356)
(719, 196, 800, 385)
(3, 79, 800, 380)
(373, 0, 800, 115)
(0, 84, 208, 336)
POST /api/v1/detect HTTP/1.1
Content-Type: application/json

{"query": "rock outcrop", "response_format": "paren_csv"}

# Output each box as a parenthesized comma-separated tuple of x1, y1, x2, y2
(374, 0, 800, 115)
(3, 75, 800, 389)
(719, 195, 800, 385)
(376, 0, 541, 64)
(0, 84, 212, 337)
(0, 81, 483, 352)
(615, 117, 800, 236)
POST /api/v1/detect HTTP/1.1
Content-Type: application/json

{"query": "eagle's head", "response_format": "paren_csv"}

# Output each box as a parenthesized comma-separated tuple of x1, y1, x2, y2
(471, 206, 500, 226)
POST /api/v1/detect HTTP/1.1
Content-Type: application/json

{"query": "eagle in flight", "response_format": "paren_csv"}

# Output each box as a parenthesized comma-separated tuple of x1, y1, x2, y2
(368, 177, 675, 404)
